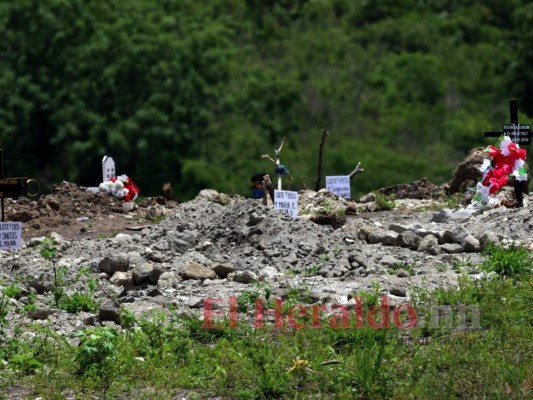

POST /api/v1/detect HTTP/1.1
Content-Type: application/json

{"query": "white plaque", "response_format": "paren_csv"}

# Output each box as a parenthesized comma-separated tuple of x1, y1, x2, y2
(274, 190, 298, 217)
(0, 222, 22, 250)
(326, 176, 351, 199)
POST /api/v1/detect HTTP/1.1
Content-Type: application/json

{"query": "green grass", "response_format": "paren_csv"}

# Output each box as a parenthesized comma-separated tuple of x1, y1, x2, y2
(0, 260, 532, 399)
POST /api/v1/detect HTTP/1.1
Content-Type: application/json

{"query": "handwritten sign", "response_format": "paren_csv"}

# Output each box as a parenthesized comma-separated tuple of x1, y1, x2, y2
(326, 176, 351, 199)
(0, 222, 22, 250)
(274, 190, 298, 217)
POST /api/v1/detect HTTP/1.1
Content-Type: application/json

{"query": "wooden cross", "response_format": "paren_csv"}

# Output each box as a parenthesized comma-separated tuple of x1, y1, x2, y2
(0, 145, 39, 221)
(485, 99, 531, 207)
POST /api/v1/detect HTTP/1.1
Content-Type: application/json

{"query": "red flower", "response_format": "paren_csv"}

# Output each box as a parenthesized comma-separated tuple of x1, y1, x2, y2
(489, 175, 508, 194)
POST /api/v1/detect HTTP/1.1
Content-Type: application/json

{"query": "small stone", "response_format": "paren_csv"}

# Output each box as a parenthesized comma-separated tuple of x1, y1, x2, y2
(132, 263, 154, 285)
(441, 243, 464, 254)
(388, 224, 408, 233)
(389, 287, 407, 297)
(233, 270, 257, 284)
(247, 212, 264, 226)
(380, 255, 400, 267)
(358, 226, 377, 241)
(182, 262, 217, 281)
(382, 231, 399, 246)
(451, 227, 470, 244)
(98, 272, 110, 280)
(149, 265, 170, 284)
(478, 231, 500, 248)
(212, 263, 235, 279)
(396, 230, 421, 250)
(438, 230, 454, 244)
(29, 237, 46, 247)
(98, 255, 129, 274)
(463, 235, 481, 253)
(157, 271, 181, 289)
(122, 202, 136, 212)
(367, 230, 387, 244)
(98, 300, 121, 324)
(258, 266, 280, 280)
(417, 235, 441, 255)
(114, 233, 133, 242)
(110, 271, 133, 287)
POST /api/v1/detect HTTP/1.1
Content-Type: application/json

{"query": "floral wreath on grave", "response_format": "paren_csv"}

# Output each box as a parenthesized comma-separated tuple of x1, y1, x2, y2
(471, 136, 527, 207)
(99, 174, 140, 202)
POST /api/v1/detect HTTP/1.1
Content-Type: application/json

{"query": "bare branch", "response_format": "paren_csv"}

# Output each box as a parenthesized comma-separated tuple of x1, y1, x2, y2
(315, 129, 329, 191)
(348, 162, 365, 179)
(261, 154, 277, 165)
(275, 137, 287, 158)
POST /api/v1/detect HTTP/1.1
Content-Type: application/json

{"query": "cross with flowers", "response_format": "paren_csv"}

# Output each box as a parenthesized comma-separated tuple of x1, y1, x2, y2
(480, 99, 530, 207)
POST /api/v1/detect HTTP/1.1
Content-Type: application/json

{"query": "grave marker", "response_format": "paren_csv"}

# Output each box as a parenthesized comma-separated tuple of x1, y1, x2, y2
(485, 99, 531, 207)
(274, 190, 298, 217)
(102, 156, 116, 182)
(0, 221, 22, 250)
(87, 155, 116, 193)
(325, 175, 351, 199)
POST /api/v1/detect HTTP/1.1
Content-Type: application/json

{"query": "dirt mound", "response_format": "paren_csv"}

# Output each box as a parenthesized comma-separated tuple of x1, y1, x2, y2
(446, 147, 484, 195)
(375, 178, 444, 200)
(4, 181, 176, 239)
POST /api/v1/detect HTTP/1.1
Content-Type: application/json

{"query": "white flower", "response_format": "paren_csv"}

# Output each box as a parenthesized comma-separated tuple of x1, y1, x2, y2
(479, 159, 491, 173)
(499, 136, 512, 156)
(118, 174, 129, 184)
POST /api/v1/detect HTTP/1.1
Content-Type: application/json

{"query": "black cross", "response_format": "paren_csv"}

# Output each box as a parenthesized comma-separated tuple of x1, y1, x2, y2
(484, 99, 531, 207)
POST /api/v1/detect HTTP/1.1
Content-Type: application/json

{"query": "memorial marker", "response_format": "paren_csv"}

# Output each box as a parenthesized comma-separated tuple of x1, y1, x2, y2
(485, 99, 531, 207)
(274, 190, 298, 217)
(102, 156, 116, 182)
(87, 155, 116, 193)
(0, 221, 22, 250)
(325, 175, 351, 199)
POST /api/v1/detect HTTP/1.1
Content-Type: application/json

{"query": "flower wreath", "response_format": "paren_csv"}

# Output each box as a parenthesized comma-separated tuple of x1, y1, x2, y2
(472, 136, 527, 207)
(99, 174, 140, 202)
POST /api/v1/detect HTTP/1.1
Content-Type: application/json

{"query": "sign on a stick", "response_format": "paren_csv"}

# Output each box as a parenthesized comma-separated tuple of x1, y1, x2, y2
(325, 176, 351, 199)
(0, 221, 22, 250)
(274, 190, 298, 218)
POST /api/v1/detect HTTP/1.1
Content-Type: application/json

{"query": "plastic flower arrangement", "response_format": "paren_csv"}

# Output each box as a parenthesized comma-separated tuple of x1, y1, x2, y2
(472, 136, 527, 207)
(99, 174, 140, 202)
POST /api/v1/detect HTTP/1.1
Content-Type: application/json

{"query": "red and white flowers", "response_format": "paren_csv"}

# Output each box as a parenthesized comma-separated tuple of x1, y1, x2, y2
(99, 174, 140, 202)
(472, 136, 527, 207)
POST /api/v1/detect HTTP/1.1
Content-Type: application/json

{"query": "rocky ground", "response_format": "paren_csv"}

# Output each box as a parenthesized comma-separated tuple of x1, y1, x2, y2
(1, 177, 532, 341)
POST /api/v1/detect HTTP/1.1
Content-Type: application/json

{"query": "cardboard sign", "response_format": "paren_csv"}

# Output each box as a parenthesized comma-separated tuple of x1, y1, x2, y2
(274, 190, 298, 217)
(102, 156, 116, 182)
(326, 176, 351, 199)
(0, 222, 22, 250)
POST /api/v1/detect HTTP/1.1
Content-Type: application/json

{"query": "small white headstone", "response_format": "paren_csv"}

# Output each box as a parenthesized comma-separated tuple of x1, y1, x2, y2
(0, 221, 22, 250)
(326, 176, 351, 199)
(274, 190, 298, 217)
(102, 156, 115, 182)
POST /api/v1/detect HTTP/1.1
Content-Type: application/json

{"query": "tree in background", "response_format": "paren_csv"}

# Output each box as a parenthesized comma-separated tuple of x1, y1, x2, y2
(0, 0, 530, 199)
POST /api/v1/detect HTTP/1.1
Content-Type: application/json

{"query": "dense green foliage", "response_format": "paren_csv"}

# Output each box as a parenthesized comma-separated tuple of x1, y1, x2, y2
(1, 0, 532, 199)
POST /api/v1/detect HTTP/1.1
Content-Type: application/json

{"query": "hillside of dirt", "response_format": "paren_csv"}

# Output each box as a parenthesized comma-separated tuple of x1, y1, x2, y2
(0, 180, 532, 340)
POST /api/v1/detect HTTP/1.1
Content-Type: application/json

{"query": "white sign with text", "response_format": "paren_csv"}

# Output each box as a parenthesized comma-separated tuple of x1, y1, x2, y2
(0, 222, 22, 250)
(326, 176, 351, 199)
(274, 190, 298, 218)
